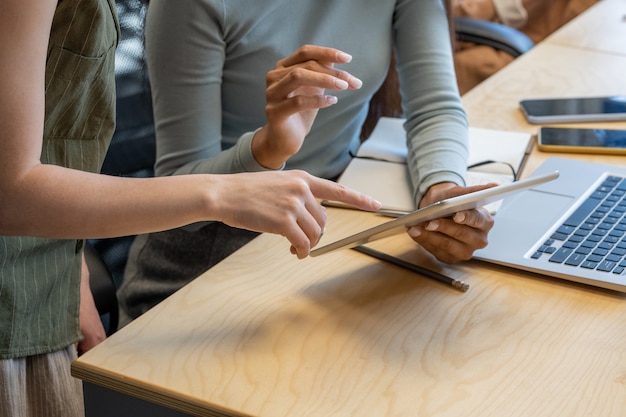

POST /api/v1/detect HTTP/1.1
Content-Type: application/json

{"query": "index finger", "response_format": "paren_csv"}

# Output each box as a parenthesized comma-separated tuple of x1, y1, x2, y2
(306, 175, 381, 212)
(278, 44, 353, 68)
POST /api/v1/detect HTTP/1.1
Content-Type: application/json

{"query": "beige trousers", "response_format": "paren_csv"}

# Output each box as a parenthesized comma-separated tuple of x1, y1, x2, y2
(0, 346, 84, 417)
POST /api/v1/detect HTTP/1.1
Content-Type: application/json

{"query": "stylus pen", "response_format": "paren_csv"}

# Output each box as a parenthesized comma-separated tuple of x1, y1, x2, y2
(352, 245, 469, 292)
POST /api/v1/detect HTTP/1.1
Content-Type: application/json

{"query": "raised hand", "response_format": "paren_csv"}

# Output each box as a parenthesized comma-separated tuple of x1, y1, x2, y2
(252, 45, 363, 169)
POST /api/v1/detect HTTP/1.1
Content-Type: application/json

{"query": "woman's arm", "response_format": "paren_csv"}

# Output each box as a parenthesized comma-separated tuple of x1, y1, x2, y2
(394, 0, 494, 263)
(395, 0, 469, 203)
(0, 0, 262, 239)
(0, 0, 380, 258)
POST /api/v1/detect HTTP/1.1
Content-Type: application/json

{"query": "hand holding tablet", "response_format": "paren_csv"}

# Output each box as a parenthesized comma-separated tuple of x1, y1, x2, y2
(311, 171, 560, 257)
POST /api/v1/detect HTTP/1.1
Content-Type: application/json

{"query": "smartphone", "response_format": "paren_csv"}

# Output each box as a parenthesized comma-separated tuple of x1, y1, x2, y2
(519, 96, 626, 124)
(537, 127, 626, 155)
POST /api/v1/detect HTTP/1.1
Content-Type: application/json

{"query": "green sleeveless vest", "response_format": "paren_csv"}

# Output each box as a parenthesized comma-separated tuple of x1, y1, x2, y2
(0, 0, 119, 358)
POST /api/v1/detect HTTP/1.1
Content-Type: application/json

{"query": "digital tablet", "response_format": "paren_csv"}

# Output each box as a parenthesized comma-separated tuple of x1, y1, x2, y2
(537, 127, 626, 155)
(310, 171, 559, 257)
(519, 96, 626, 124)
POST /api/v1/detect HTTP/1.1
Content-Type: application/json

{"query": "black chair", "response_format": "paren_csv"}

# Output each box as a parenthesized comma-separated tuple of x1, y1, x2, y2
(85, 0, 155, 336)
(454, 16, 535, 58)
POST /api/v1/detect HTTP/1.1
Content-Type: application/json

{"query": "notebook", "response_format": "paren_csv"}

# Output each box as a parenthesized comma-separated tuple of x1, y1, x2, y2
(474, 156, 626, 293)
(334, 117, 533, 214)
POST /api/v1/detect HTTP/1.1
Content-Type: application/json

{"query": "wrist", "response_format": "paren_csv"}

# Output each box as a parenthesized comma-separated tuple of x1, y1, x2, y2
(251, 127, 291, 170)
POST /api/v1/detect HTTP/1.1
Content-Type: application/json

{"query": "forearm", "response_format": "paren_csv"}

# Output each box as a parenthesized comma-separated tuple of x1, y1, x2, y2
(0, 163, 213, 239)
(396, 0, 469, 203)
(161, 132, 270, 177)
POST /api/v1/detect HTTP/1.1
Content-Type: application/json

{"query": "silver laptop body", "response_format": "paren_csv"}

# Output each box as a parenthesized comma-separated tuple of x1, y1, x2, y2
(474, 156, 626, 293)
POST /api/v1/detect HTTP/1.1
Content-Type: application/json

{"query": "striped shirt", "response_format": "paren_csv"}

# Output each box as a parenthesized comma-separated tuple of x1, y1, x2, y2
(0, 0, 118, 359)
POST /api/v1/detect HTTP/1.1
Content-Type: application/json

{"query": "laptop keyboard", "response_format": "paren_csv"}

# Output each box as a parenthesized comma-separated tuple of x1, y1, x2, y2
(531, 174, 626, 275)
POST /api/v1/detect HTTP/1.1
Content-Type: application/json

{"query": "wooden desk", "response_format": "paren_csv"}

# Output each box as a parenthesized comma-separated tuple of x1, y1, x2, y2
(73, 8, 626, 417)
(545, 0, 626, 56)
(73, 205, 626, 417)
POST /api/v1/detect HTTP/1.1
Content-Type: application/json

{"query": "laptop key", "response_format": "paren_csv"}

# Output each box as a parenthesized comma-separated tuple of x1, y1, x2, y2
(551, 231, 570, 241)
(587, 254, 604, 263)
(597, 261, 617, 272)
(556, 225, 576, 235)
(565, 253, 585, 266)
(606, 254, 622, 262)
(592, 248, 609, 257)
(549, 247, 572, 263)
(563, 197, 602, 227)
(574, 246, 591, 255)
(581, 240, 597, 248)
(581, 260, 599, 269)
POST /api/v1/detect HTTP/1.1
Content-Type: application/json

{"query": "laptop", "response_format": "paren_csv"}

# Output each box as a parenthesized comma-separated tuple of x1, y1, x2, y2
(474, 156, 626, 293)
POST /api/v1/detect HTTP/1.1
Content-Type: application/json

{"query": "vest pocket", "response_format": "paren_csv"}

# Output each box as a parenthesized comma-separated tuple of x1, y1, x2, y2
(43, 45, 116, 172)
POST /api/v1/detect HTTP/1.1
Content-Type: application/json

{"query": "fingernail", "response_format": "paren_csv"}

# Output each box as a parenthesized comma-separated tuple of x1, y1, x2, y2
(408, 227, 421, 238)
(349, 76, 363, 89)
(425, 221, 439, 231)
(337, 51, 352, 63)
(325, 95, 338, 105)
(454, 212, 465, 223)
(335, 79, 349, 90)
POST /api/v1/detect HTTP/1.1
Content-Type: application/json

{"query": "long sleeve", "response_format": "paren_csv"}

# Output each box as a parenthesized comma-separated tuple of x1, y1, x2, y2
(395, 0, 469, 202)
(145, 0, 268, 176)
